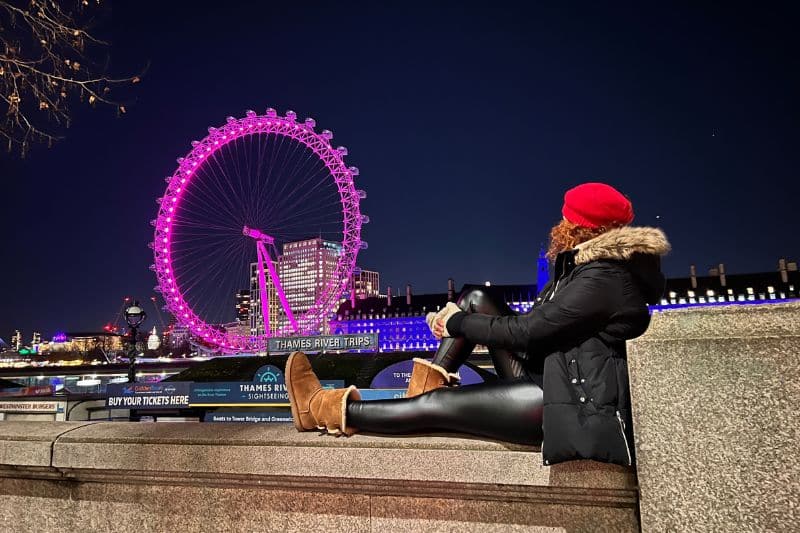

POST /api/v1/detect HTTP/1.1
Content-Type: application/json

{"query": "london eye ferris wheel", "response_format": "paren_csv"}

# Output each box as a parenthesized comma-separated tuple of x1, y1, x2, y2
(151, 108, 367, 353)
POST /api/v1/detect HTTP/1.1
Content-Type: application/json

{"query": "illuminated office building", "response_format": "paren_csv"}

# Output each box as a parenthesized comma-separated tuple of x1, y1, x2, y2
(352, 269, 380, 300)
(249, 238, 343, 335)
(11, 330, 22, 351)
(235, 290, 251, 323)
(31, 332, 41, 350)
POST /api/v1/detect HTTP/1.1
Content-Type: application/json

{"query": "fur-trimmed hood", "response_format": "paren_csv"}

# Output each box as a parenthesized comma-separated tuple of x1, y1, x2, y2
(574, 226, 671, 304)
(575, 226, 671, 265)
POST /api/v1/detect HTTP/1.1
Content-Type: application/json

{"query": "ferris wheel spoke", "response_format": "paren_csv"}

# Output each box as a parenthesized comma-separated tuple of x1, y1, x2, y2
(265, 145, 323, 216)
(269, 202, 343, 237)
(226, 135, 252, 218)
(182, 178, 242, 230)
(204, 144, 251, 221)
(269, 211, 343, 235)
(263, 174, 333, 233)
(251, 132, 272, 225)
(176, 239, 248, 301)
(172, 210, 242, 233)
(200, 150, 250, 224)
(261, 131, 290, 206)
(178, 168, 243, 221)
(272, 161, 337, 213)
(271, 185, 342, 225)
(173, 241, 246, 277)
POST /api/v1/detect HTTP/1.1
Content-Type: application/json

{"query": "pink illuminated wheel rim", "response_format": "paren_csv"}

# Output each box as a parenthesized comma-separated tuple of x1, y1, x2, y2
(151, 109, 366, 352)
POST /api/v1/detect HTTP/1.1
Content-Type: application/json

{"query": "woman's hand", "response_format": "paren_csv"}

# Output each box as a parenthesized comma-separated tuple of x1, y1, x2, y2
(426, 302, 462, 339)
(425, 311, 442, 338)
(433, 317, 445, 339)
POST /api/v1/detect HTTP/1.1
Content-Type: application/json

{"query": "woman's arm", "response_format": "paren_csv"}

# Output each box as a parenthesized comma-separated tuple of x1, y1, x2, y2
(446, 266, 619, 351)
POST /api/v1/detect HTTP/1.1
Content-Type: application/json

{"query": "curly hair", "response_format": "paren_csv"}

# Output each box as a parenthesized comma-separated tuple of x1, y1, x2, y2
(546, 219, 609, 261)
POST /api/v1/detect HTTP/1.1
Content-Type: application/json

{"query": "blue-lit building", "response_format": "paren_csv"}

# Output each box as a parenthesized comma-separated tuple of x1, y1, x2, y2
(332, 283, 540, 352)
(332, 260, 799, 352)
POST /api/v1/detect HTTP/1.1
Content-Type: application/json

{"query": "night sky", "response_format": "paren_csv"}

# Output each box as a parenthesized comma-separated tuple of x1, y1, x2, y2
(2, 1, 799, 339)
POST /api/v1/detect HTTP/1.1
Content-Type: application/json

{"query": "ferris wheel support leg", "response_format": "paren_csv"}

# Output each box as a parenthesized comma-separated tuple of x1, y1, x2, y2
(255, 243, 271, 338)
(256, 241, 300, 335)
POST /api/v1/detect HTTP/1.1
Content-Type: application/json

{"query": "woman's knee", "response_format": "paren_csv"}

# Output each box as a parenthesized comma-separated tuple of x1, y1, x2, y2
(456, 287, 510, 315)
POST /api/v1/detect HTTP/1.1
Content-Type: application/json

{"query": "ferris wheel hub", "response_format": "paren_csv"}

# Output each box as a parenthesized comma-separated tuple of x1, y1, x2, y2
(242, 226, 275, 244)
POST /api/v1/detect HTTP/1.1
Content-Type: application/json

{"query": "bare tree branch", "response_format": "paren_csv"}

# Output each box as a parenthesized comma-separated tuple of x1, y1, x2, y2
(1, 0, 142, 156)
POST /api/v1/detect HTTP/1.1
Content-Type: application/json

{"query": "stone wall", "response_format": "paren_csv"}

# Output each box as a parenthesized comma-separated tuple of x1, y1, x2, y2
(628, 301, 800, 532)
(0, 421, 637, 532)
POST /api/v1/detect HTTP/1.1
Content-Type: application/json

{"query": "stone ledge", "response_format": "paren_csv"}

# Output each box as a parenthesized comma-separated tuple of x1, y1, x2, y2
(0, 421, 94, 467)
(0, 415, 639, 531)
(0, 421, 635, 502)
(645, 300, 800, 340)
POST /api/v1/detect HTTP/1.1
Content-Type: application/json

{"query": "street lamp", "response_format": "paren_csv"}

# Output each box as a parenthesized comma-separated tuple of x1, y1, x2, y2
(124, 300, 147, 383)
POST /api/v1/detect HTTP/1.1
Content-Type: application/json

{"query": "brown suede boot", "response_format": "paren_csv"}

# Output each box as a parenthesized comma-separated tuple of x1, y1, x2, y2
(285, 351, 361, 435)
(405, 358, 460, 398)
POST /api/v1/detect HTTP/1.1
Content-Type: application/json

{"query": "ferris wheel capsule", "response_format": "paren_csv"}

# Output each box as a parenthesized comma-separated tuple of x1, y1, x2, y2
(226, 116, 236, 123)
(285, 110, 297, 121)
(357, 189, 367, 199)
(208, 127, 217, 133)
(191, 141, 200, 147)
(361, 215, 370, 224)
(336, 146, 348, 156)
(348, 166, 360, 176)
(245, 110, 256, 118)
(359, 241, 369, 250)
(304, 117, 316, 129)
(265, 108, 277, 118)
(321, 129, 333, 140)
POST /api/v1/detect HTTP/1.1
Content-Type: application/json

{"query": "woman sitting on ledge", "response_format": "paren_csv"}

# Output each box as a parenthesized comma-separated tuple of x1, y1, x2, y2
(286, 182, 670, 466)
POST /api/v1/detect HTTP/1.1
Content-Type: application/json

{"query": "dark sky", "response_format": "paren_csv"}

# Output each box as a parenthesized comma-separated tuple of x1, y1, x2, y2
(3, 1, 799, 339)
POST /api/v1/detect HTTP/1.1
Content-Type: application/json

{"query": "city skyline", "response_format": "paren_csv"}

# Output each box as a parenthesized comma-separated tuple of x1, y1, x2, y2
(4, 256, 797, 344)
(3, 2, 799, 337)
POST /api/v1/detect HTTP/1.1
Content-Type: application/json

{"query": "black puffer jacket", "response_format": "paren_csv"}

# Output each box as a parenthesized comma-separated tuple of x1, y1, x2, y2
(447, 226, 670, 466)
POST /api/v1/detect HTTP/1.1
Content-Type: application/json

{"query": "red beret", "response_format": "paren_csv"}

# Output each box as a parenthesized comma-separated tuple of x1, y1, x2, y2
(562, 182, 634, 229)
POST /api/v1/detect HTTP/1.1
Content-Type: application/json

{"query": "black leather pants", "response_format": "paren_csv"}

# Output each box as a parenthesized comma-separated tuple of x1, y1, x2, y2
(432, 286, 528, 379)
(346, 288, 544, 445)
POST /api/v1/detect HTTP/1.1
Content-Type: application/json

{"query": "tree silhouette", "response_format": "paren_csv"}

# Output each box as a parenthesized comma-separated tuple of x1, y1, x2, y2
(1, 0, 141, 155)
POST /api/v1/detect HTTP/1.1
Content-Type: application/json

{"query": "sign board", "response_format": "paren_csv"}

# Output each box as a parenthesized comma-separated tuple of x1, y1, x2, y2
(359, 389, 408, 401)
(0, 385, 55, 397)
(106, 382, 191, 409)
(189, 364, 343, 407)
(369, 359, 484, 389)
(204, 410, 293, 423)
(268, 333, 378, 353)
(0, 400, 63, 413)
